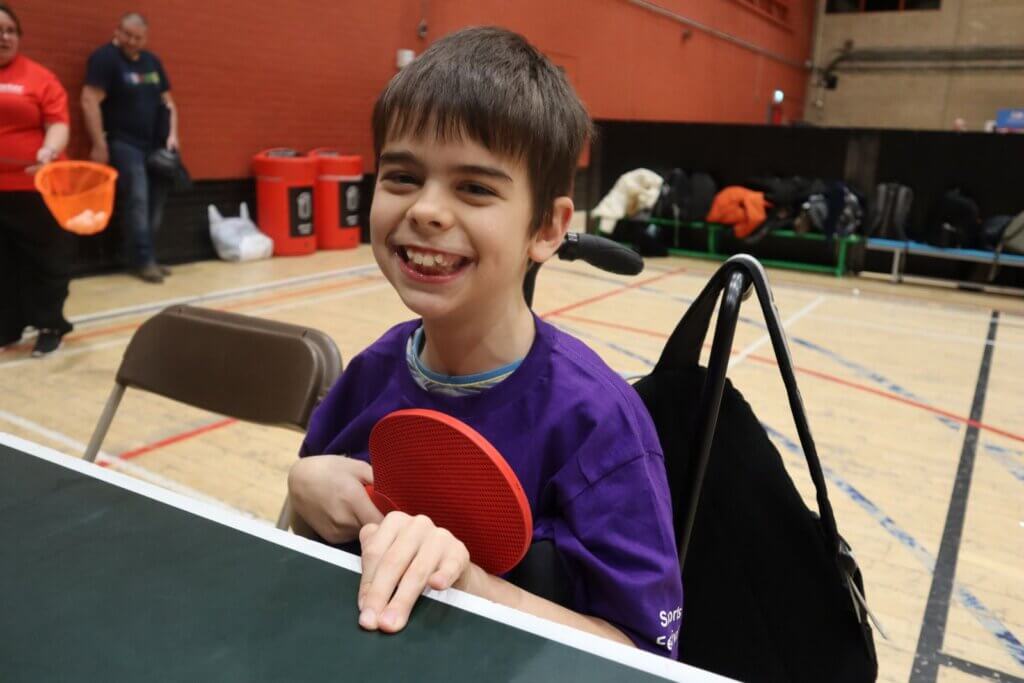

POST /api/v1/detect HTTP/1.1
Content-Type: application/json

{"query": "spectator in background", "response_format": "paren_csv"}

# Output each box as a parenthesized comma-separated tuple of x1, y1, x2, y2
(0, 2, 74, 357)
(81, 11, 179, 284)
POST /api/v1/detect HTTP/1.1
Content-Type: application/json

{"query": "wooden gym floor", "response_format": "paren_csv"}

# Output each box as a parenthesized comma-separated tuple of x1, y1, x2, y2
(1, 246, 1021, 683)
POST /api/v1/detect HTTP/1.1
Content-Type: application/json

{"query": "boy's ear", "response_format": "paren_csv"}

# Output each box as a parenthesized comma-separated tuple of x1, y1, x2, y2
(527, 197, 574, 264)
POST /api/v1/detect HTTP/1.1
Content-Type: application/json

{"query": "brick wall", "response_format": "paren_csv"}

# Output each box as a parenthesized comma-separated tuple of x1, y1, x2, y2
(15, 0, 814, 181)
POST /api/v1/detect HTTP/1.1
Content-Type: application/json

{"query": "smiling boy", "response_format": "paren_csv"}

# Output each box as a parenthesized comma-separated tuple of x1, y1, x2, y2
(288, 26, 682, 658)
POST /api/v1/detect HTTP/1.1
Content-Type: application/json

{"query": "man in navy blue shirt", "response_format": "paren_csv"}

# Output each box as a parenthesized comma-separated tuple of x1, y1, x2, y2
(81, 12, 179, 283)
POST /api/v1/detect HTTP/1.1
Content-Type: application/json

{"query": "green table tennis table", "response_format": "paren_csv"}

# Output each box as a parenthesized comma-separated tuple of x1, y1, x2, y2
(0, 434, 730, 682)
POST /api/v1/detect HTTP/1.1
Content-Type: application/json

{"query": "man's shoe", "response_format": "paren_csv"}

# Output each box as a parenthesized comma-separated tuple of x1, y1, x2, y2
(158, 264, 172, 276)
(31, 330, 62, 357)
(135, 263, 165, 284)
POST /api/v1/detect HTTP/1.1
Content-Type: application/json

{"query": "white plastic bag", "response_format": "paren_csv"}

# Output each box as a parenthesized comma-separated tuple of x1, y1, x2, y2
(208, 203, 274, 261)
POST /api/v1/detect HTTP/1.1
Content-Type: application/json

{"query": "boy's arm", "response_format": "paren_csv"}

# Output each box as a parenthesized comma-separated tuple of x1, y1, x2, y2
(460, 564, 635, 646)
(287, 455, 383, 543)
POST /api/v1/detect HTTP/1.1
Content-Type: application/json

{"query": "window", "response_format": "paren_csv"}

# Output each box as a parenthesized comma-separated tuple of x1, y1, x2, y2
(827, 0, 940, 12)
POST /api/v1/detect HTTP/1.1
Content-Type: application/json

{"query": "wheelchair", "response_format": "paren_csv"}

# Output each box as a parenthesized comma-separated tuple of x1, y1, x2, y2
(516, 235, 879, 682)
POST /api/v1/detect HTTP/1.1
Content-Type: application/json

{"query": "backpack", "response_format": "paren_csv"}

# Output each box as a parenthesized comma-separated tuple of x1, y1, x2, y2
(651, 168, 690, 222)
(926, 189, 980, 248)
(865, 183, 913, 240)
(684, 172, 718, 223)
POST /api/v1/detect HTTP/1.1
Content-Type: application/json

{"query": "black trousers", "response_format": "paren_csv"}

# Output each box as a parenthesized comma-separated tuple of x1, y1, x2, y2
(0, 191, 74, 344)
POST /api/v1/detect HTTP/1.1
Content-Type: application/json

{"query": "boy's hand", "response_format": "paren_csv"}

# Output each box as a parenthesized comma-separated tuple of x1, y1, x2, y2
(357, 511, 474, 633)
(287, 455, 383, 544)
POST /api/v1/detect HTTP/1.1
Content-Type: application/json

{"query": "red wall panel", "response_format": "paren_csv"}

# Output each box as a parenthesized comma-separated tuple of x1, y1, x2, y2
(13, 0, 813, 180)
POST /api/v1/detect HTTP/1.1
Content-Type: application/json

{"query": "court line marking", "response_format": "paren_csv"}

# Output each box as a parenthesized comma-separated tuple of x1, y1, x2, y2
(547, 263, 1024, 340)
(0, 281, 390, 372)
(939, 652, 1024, 683)
(0, 411, 233, 512)
(1, 433, 729, 683)
(538, 267, 688, 319)
(764, 424, 1024, 672)
(808, 313, 1024, 351)
(555, 314, 1024, 445)
(635, 261, 1024, 324)
(69, 261, 381, 325)
(0, 273, 383, 357)
(550, 259, 1023, 440)
(118, 418, 239, 462)
(729, 295, 825, 370)
(912, 312, 1000, 683)
(982, 444, 1024, 483)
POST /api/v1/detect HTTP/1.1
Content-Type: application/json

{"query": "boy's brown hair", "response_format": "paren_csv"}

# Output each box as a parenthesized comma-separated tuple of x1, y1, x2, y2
(372, 26, 592, 233)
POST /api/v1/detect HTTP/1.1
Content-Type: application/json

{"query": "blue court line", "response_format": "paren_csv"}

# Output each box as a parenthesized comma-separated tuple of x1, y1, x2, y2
(981, 444, 1024, 483)
(558, 316, 1024, 669)
(763, 425, 1024, 670)
(552, 322, 657, 369)
(551, 265, 1024, 486)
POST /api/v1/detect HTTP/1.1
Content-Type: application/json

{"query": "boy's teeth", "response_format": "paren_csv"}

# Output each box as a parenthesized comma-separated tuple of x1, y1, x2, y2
(404, 247, 463, 274)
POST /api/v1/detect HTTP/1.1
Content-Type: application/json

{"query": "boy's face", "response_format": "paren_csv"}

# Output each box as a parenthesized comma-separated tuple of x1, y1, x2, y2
(371, 132, 541, 325)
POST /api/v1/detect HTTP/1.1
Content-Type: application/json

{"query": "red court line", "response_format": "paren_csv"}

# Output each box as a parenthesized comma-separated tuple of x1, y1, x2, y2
(110, 268, 687, 464)
(538, 267, 687, 319)
(14, 275, 383, 349)
(97, 418, 238, 468)
(559, 314, 670, 339)
(560, 313, 1024, 445)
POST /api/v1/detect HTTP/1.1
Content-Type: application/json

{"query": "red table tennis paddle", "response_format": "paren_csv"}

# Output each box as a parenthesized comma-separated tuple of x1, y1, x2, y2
(365, 408, 533, 575)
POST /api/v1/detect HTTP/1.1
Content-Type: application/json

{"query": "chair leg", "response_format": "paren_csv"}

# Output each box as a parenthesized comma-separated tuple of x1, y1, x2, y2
(83, 384, 126, 463)
(275, 497, 292, 531)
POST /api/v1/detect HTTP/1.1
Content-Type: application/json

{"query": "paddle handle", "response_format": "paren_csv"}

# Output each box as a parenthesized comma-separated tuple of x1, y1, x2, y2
(364, 484, 398, 516)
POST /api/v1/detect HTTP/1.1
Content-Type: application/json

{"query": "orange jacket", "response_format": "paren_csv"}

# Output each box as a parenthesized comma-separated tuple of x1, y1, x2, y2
(706, 187, 771, 239)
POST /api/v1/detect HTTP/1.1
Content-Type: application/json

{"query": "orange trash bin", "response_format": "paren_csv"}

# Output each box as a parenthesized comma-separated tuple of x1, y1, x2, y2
(308, 148, 363, 250)
(252, 148, 317, 256)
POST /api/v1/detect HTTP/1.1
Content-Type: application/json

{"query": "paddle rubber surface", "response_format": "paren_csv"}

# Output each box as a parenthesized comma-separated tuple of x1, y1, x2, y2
(367, 409, 533, 575)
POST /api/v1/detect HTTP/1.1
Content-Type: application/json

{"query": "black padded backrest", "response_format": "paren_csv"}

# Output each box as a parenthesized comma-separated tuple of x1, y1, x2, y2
(116, 305, 342, 430)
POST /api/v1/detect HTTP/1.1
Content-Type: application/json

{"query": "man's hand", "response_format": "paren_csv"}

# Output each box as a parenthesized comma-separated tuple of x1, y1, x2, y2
(90, 142, 109, 165)
(357, 512, 474, 633)
(166, 132, 179, 152)
(287, 455, 383, 544)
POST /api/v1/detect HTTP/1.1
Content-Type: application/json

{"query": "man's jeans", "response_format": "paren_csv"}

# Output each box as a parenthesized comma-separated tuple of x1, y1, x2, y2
(109, 139, 169, 269)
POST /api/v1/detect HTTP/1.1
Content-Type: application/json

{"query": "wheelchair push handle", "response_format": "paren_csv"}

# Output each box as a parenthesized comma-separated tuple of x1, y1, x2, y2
(557, 232, 644, 276)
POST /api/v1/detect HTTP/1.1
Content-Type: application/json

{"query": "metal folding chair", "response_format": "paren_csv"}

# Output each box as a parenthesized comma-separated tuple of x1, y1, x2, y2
(83, 304, 342, 529)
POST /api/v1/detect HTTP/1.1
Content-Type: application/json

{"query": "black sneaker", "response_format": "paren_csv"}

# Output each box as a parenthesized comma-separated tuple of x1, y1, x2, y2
(158, 264, 172, 276)
(32, 329, 62, 357)
(135, 263, 165, 284)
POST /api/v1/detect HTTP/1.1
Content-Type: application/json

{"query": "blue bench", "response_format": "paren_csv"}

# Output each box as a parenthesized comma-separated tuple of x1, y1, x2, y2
(866, 237, 1024, 285)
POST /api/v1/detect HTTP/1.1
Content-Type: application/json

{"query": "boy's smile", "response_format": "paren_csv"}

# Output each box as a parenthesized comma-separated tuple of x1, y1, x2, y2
(370, 133, 536, 329)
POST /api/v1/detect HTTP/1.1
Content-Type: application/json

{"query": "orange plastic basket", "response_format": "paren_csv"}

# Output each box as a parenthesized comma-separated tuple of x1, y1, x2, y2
(34, 161, 118, 235)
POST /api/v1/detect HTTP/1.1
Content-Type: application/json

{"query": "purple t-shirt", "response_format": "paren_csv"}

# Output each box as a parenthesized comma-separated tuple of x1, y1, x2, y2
(302, 317, 683, 657)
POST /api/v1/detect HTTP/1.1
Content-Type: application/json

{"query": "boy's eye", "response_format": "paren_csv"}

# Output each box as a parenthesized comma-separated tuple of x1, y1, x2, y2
(460, 182, 497, 197)
(382, 171, 420, 186)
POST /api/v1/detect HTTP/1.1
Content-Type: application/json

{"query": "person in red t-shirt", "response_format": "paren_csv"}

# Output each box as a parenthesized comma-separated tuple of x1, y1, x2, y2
(0, 3, 73, 357)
